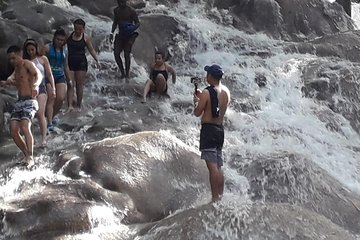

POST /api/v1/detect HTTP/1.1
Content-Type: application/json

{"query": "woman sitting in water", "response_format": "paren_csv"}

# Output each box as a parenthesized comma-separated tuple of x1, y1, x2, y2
(23, 39, 56, 147)
(142, 51, 176, 103)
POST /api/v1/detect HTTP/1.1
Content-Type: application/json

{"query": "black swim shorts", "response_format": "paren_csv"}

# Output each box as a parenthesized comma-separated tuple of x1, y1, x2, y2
(199, 123, 224, 166)
(68, 55, 88, 72)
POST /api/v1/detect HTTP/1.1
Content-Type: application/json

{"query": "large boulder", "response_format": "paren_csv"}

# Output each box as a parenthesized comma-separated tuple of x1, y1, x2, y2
(0, 179, 143, 239)
(230, 152, 360, 234)
(213, 0, 354, 41)
(66, 0, 147, 18)
(0, 20, 44, 79)
(138, 201, 356, 240)
(0, 0, 75, 78)
(2, 0, 72, 34)
(82, 131, 210, 221)
(286, 30, 360, 63)
(133, 15, 180, 64)
(67, 0, 116, 17)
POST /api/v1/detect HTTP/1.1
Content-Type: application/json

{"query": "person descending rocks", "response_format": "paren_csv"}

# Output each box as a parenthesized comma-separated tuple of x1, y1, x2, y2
(110, 0, 140, 81)
(0, 45, 42, 166)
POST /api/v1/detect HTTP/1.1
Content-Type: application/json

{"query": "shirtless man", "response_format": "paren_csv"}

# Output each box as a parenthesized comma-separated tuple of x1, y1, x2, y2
(0, 46, 42, 166)
(110, 0, 140, 80)
(193, 64, 230, 202)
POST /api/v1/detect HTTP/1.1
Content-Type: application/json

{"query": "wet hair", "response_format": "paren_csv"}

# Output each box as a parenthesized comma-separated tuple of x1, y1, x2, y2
(52, 28, 66, 65)
(53, 28, 66, 49)
(7, 45, 21, 54)
(23, 38, 39, 60)
(155, 51, 165, 59)
(73, 18, 86, 27)
(54, 28, 66, 38)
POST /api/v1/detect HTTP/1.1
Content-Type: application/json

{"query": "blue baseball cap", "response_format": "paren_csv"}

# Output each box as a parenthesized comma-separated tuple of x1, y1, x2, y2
(204, 64, 224, 80)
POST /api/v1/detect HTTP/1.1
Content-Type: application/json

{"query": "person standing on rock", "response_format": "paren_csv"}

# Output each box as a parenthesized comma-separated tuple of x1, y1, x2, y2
(110, 0, 140, 81)
(142, 51, 176, 103)
(0, 46, 42, 166)
(44, 28, 71, 128)
(193, 64, 230, 202)
(67, 18, 99, 111)
(23, 39, 56, 146)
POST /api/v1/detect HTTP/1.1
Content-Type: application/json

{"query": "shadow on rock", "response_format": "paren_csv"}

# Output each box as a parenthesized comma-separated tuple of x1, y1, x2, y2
(82, 131, 210, 222)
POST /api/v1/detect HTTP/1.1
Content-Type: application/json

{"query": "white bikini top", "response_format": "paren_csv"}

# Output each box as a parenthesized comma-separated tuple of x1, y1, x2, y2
(32, 57, 45, 78)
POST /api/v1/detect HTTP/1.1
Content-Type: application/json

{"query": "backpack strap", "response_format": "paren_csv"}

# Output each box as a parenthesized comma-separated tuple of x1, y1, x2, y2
(206, 85, 220, 118)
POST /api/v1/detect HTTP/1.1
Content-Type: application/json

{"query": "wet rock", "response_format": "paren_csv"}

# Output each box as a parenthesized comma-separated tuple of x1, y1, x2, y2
(0, 179, 145, 239)
(230, 152, 360, 234)
(255, 72, 267, 87)
(336, 0, 351, 16)
(133, 15, 180, 64)
(0, 92, 15, 140)
(67, 0, 145, 17)
(3, 200, 93, 238)
(2, 0, 72, 34)
(138, 201, 356, 240)
(82, 131, 210, 222)
(301, 59, 360, 134)
(221, 0, 354, 41)
(0, 19, 44, 80)
(286, 30, 360, 63)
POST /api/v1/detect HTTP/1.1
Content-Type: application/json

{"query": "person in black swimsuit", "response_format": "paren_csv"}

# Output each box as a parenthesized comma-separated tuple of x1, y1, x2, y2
(67, 19, 99, 111)
(142, 51, 176, 103)
(110, 0, 140, 81)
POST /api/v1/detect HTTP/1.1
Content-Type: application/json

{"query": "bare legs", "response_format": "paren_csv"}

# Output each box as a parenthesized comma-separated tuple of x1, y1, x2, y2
(53, 82, 67, 116)
(74, 71, 86, 109)
(142, 80, 155, 103)
(113, 36, 134, 79)
(67, 71, 86, 110)
(124, 47, 131, 78)
(206, 161, 224, 202)
(36, 93, 47, 146)
(114, 45, 125, 78)
(10, 119, 34, 163)
(142, 74, 167, 103)
(46, 83, 56, 126)
(67, 73, 75, 111)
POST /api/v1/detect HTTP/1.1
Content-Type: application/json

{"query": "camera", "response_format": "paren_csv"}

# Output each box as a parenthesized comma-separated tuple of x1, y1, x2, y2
(190, 76, 202, 85)
(191, 76, 202, 94)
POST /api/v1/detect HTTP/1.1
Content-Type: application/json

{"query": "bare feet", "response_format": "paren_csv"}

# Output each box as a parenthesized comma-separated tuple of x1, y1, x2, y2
(211, 195, 222, 203)
(16, 155, 33, 168)
(67, 106, 74, 113)
(141, 98, 147, 103)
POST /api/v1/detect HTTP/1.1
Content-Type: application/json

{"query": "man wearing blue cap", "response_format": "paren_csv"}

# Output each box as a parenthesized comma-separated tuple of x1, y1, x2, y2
(193, 64, 230, 202)
(110, 0, 140, 81)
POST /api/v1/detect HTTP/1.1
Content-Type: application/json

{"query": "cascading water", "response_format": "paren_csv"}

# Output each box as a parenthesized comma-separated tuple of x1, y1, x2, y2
(1, 0, 360, 239)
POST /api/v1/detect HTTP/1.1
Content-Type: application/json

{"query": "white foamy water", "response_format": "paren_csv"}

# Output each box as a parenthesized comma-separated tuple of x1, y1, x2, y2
(352, 3, 360, 28)
(137, 1, 360, 195)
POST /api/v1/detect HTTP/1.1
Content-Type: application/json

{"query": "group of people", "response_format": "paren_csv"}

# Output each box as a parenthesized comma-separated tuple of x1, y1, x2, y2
(0, 0, 231, 203)
(0, 18, 99, 166)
